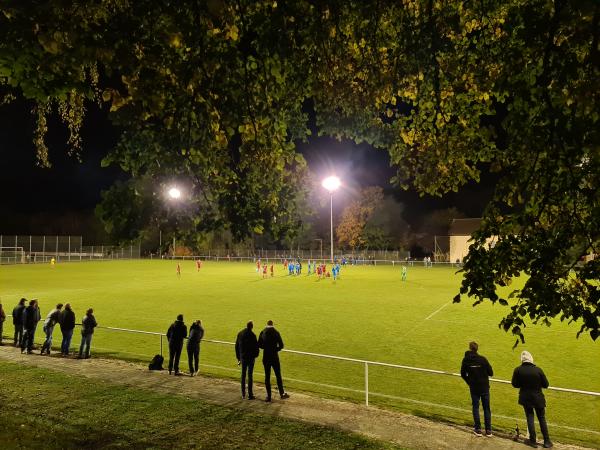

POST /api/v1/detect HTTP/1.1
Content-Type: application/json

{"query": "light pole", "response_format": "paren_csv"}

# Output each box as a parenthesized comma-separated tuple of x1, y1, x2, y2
(322, 176, 341, 263)
(165, 186, 182, 259)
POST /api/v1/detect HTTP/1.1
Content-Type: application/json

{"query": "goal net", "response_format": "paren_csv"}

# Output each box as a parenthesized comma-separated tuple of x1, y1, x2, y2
(0, 246, 25, 264)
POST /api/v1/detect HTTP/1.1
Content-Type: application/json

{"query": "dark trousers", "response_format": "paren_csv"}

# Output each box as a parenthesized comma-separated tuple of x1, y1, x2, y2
(470, 389, 491, 432)
(14, 325, 23, 346)
(241, 358, 255, 397)
(524, 406, 550, 442)
(0, 321, 3, 344)
(61, 328, 74, 354)
(21, 326, 37, 352)
(263, 358, 284, 399)
(187, 342, 200, 374)
(168, 342, 183, 373)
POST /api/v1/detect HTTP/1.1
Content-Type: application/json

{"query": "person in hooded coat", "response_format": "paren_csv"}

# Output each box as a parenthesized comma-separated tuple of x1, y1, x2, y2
(512, 351, 553, 448)
(258, 320, 289, 402)
(460, 341, 494, 436)
(166, 314, 187, 375)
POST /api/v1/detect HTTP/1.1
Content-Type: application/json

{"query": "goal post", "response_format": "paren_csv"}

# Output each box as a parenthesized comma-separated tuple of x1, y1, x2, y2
(0, 246, 25, 264)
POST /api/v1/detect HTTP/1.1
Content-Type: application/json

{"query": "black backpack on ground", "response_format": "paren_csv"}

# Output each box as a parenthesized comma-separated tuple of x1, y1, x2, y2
(148, 354, 164, 370)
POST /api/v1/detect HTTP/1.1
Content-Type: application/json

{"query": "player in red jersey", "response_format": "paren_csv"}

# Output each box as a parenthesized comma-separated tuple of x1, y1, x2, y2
(196, 259, 202, 272)
(317, 265, 322, 279)
(270, 264, 274, 277)
(256, 259, 261, 274)
(262, 264, 268, 279)
(176, 263, 181, 278)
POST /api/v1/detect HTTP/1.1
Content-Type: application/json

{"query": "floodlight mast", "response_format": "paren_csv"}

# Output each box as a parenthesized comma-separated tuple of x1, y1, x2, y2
(322, 176, 341, 263)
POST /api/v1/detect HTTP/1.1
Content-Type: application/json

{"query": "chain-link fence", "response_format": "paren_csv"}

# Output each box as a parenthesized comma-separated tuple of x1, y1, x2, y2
(0, 235, 141, 264)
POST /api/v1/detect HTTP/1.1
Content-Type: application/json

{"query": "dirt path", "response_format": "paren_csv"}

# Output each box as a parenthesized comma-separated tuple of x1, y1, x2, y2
(0, 346, 588, 450)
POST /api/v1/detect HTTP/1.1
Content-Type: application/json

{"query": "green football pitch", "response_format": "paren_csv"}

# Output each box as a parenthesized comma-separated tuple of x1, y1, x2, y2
(1, 260, 598, 447)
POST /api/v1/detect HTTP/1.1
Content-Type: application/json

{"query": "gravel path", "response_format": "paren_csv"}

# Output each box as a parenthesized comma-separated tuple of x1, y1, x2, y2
(0, 345, 589, 450)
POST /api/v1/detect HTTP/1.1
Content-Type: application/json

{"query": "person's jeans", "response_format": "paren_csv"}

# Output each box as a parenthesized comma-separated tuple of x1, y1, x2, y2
(61, 328, 74, 354)
(524, 406, 550, 442)
(241, 358, 255, 397)
(470, 389, 491, 432)
(168, 342, 183, 373)
(14, 325, 23, 346)
(0, 320, 3, 344)
(187, 342, 200, 374)
(21, 326, 37, 352)
(79, 333, 93, 358)
(41, 324, 55, 353)
(263, 358, 285, 399)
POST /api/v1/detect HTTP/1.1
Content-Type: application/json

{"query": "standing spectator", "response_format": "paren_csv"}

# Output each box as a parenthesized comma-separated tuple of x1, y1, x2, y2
(40, 303, 63, 355)
(0, 301, 5, 345)
(60, 303, 76, 356)
(187, 319, 204, 376)
(12, 298, 27, 347)
(512, 351, 553, 448)
(166, 314, 187, 375)
(78, 308, 97, 359)
(460, 341, 494, 437)
(21, 299, 41, 354)
(258, 320, 289, 402)
(235, 320, 259, 400)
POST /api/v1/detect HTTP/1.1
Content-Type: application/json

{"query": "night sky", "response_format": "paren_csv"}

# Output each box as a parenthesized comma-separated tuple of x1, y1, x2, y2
(0, 99, 495, 237)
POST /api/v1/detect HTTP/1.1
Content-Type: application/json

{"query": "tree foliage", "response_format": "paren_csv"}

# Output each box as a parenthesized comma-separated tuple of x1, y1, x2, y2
(336, 187, 384, 250)
(1, 0, 598, 341)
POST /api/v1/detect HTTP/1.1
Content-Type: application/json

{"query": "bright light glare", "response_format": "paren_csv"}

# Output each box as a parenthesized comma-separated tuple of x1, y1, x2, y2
(322, 176, 341, 192)
(168, 187, 182, 199)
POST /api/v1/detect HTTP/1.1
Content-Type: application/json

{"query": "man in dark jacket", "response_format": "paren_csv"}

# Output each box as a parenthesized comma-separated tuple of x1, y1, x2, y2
(167, 314, 187, 375)
(60, 303, 76, 355)
(235, 321, 260, 399)
(21, 299, 41, 354)
(460, 341, 493, 436)
(187, 319, 204, 376)
(12, 298, 27, 346)
(512, 351, 552, 448)
(258, 320, 289, 402)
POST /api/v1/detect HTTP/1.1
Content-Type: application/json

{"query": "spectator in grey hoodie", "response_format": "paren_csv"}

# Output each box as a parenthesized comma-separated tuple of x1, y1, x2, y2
(41, 303, 63, 355)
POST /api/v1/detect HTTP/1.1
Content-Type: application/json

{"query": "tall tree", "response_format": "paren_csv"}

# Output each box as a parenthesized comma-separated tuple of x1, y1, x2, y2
(1, 0, 598, 341)
(336, 187, 384, 250)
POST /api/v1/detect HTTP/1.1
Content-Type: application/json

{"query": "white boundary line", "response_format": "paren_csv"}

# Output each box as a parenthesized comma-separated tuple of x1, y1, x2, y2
(424, 302, 451, 320)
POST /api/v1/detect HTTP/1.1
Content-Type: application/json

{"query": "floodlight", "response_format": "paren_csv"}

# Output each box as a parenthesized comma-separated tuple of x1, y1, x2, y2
(322, 176, 341, 192)
(168, 187, 182, 199)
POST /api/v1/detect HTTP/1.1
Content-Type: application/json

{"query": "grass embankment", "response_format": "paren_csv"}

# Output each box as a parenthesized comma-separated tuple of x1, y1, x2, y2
(0, 360, 398, 449)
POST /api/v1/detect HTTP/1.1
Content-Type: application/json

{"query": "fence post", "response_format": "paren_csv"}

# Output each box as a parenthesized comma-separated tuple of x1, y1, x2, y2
(365, 362, 369, 406)
(68, 235, 71, 261)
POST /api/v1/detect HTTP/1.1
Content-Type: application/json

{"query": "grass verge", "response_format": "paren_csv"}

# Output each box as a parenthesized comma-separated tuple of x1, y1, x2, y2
(0, 360, 400, 449)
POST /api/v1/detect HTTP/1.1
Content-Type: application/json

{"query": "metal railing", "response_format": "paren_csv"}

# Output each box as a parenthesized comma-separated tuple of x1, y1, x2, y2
(3, 320, 600, 436)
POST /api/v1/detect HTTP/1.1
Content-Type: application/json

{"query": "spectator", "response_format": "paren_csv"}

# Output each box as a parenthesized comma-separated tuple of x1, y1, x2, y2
(235, 320, 259, 400)
(511, 351, 553, 448)
(187, 319, 204, 377)
(78, 308, 97, 359)
(21, 299, 41, 354)
(41, 303, 63, 355)
(12, 298, 27, 347)
(258, 320, 289, 402)
(60, 303, 76, 356)
(166, 314, 187, 375)
(460, 341, 494, 437)
(0, 301, 5, 345)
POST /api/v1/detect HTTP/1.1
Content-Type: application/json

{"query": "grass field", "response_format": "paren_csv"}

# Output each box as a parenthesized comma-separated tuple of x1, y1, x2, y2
(1, 260, 598, 447)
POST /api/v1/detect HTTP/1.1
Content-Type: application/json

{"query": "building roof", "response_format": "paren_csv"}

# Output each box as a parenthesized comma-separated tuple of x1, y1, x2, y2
(449, 218, 482, 236)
